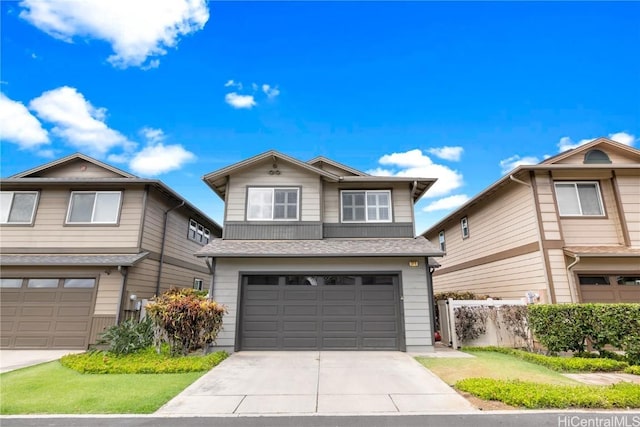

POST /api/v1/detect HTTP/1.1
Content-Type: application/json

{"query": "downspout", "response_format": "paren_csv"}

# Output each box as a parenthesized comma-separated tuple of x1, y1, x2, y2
(155, 200, 185, 297)
(115, 265, 129, 324)
(425, 257, 437, 348)
(566, 254, 580, 303)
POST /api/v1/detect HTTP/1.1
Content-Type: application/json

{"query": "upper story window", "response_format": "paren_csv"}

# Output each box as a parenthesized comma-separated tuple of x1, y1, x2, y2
(341, 190, 391, 223)
(584, 149, 611, 164)
(438, 230, 446, 252)
(188, 219, 210, 245)
(554, 182, 604, 217)
(0, 191, 39, 224)
(247, 187, 299, 221)
(461, 217, 469, 239)
(66, 191, 122, 224)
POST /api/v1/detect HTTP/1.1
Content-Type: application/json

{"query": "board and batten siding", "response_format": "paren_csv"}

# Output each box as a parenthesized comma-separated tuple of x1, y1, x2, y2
(617, 171, 640, 247)
(0, 186, 143, 250)
(140, 188, 213, 265)
(322, 182, 413, 223)
(225, 160, 322, 222)
(211, 257, 433, 352)
(433, 180, 539, 268)
(433, 251, 547, 300)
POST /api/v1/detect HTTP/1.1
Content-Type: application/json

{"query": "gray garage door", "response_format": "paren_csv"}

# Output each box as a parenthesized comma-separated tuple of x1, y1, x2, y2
(239, 274, 403, 350)
(0, 278, 96, 349)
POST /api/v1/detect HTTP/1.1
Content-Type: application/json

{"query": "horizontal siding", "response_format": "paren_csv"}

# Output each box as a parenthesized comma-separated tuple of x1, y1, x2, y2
(126, 258, 212, 301)
(225, 160, 321, 222)
(429, 181, 539, 268)
(323, 182, 413, 223)
(38, 159, 125, 178)
(224, 222, 322, 239)
(617, 173, 640, 247)
(560, 179, 623, 246)
(433, 251, 547, 300)
(0, 186, 143, 249)
(94, 272, 123, 315)
(213, 257, 432, 351)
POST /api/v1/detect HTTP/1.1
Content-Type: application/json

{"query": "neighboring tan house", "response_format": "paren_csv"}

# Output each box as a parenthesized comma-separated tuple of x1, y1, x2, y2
(0, 153, 221, 349)
(196, 150, 443, 353)
(422, 138, 640, 304)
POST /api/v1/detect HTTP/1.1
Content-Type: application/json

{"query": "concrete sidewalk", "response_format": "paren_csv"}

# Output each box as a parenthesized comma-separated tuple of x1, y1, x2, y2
(0, 350, 83, 373)
(156, 351, 478, 416)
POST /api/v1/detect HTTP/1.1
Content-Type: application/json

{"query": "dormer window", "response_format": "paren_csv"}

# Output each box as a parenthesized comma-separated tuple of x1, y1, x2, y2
(584, 149, 611, 164)
(247, 187, 299, 221)
(341, 190, 392, 223)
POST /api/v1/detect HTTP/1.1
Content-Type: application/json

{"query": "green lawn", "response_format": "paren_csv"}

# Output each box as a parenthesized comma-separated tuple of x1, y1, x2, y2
(0, 361, 204, 414)
(417, 351, 579, 386)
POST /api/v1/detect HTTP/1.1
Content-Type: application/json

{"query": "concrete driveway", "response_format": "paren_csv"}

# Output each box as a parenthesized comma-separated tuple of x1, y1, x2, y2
(0, 350, 83, 373)
(156, 351, 477, 415)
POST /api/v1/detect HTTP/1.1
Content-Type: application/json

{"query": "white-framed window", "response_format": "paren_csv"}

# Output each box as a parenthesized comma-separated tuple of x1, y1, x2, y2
(66, 191, 122, 224)
(193, 278, 204, 291)
(341, 190, 391, 223)
(247, 187, 299, 221)
(0, 191, 39, 224)
(554, 182, 604, 216)
(461, 217, 469, 239)
(188, 219, 211, 245)
(438, 230, 446, 252)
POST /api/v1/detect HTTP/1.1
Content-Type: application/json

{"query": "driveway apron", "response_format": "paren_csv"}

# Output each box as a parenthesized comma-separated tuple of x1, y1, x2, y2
(156, 351, 477, 415)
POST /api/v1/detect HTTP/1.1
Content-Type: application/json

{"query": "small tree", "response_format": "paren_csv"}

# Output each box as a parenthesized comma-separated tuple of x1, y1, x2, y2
(146, 287, 226, 356)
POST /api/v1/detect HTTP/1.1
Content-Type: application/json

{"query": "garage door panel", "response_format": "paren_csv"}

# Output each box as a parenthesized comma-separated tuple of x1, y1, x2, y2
(362, 321, 397, 332)
(362, 337, 397, 349)
(284, 289, 318, 300)
(322, 337, 358, 348)
(242, 337, 278, 348)
(362, 289, 394, 301)
(246, 290, 279, 300)
(283, 337, 317, 348)
(52, 336, 87, 348)
(323, 289, 356, 300)
(1, 292, 20, 303)
(55, 321, 90, 332)
(57, 306, 92, 317)
(23, 292, 58, 303)
(1, 320, 15, 332)
(284, 321, 317, 331)
(284, 305, 317, 315)
(2, 307, 17, 316)
(362, 305, 395, 316)
(17, 321, 52, 332)
(244, 305, 279, 316)
(619, 289, 640, 301)
(60, 292, 93, 303)
(244, 321, 278, 332)
(323, 305, 356, 316)
(0, 336, 10, 347)
(323, 321, 357, 332)
(14, 336, 49, 348)
(21, 306, 55, 316)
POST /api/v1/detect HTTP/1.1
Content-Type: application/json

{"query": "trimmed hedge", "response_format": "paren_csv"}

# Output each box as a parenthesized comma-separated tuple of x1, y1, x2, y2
(466, 347, 629, 372)
(60, 347, 228, 374)
(527, 303, 640, 364)
(456, 378, 640, 409)
(625, 366, 640, 375)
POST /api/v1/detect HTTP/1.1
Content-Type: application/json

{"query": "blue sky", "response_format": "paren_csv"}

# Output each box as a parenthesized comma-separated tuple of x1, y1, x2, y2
(1, 1, 638, 233)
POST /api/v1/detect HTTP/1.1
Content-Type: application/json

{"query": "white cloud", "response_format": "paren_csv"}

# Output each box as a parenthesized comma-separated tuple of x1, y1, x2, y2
(427, 146, 463, 162)
(19, 0, 209, 69)
(499, 154, 541, 174)
(262, 84, 280, 99)
(0, 93, 50, 149)
(141, 127, 164, 144)
(225, 92, 256, 109)
(369, 149, 464, 198)
(129, 142, 195, 176)
(29, 86, 135, 157)
(422, 194, 470, 212)
(557, 131, 636, 152)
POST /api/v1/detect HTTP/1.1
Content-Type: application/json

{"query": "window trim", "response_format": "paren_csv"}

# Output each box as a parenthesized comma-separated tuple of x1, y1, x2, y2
(461, 217, 469, 239)
(340, 190, 393, 223)
(246, 187, 300, 221)
(0, 191, 39, 225)
(188, 218, 211, 245)
(438, 230, 446, 252)
(193, 278, 204, 291)
(554, 181, 605, 217)
(65, 191, 123, 225)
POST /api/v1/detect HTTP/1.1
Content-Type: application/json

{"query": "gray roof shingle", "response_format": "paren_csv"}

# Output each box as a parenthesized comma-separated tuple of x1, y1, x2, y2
(196, 237, 443, 258)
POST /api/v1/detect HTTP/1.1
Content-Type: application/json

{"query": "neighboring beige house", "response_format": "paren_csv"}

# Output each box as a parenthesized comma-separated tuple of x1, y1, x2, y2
(0, 153, 221, 349)
(422, 138, 640, 304)
(197, 150, 443, 352)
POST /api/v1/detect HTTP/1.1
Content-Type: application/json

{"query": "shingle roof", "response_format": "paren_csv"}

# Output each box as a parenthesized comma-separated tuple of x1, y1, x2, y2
(196, 237, 443, 258)
(0, 252, 149, 266)
(563, 246, 640, 257)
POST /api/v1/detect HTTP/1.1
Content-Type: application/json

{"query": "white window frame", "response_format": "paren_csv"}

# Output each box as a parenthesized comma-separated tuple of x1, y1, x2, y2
(554, 181, 605, 217)
(193, 278, 204, 291)
(438, 230, 446, 252)
(340, 190, 392, 223)
(0, 191, 39, 224)
(66, 191, 122, 224)
(461, 217, 469, 239)
(188, 219, 211, 245)
(247, 187, 299, 221)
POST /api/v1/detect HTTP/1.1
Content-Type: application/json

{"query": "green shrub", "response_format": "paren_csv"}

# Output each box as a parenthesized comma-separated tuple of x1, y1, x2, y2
(94, 317, 154, 355)
(456, 378, 640, 409)
(146, 288, 227, 356)
(624, 366, 640, 375)
(60, 347, 228, 374)
(466, 347, 628, 372)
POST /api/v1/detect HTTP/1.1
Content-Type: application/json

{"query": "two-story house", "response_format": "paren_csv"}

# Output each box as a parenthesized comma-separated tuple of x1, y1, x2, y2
(197, 150, 443, 352)
(0, 153, 221, 349)
(422, 138, 640, 304)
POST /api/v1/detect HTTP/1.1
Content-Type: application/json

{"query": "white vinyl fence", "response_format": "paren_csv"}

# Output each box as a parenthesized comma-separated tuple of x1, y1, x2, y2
(438, 298, 529, 349)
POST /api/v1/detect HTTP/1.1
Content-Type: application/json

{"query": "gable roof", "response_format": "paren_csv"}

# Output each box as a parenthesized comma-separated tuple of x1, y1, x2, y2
(306, 156, 368, 176)
(10, 152, 137, 179)
(421, 137, 640, 237)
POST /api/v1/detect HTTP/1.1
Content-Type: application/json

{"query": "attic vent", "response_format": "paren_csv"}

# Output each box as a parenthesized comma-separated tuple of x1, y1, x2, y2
(584, 149, 611, 164)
